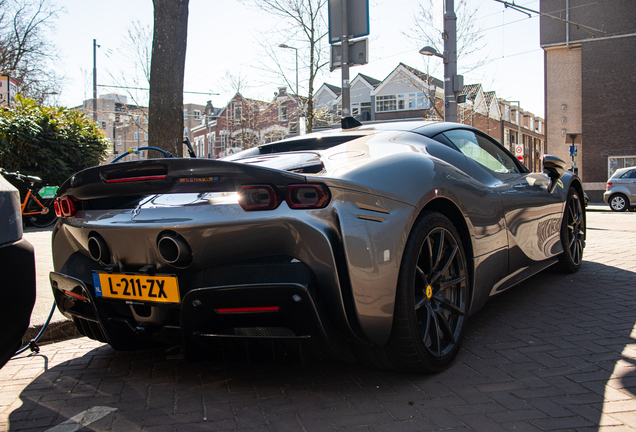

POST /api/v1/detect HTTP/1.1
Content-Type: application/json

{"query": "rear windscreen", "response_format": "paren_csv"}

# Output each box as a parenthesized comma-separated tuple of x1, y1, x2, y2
(225, 135, 365, 160)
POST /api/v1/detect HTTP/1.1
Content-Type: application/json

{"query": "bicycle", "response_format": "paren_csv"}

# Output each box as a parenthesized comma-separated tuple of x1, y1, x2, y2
(1, 169, 58, 228)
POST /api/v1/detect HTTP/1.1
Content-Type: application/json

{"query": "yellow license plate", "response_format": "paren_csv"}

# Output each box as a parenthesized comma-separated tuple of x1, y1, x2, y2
(92, 272, 180, 304)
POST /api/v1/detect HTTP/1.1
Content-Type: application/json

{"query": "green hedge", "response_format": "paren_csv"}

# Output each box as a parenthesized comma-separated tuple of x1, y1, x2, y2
(0, 95, 108, 187)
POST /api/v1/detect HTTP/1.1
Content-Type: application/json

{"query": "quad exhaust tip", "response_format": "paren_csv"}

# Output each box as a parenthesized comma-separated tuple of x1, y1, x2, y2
(88, 234, 111, 265)
(158, 232, 192, 267)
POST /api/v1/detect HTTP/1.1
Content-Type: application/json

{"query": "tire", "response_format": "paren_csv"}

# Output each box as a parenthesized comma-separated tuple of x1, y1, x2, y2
(609, 193, 628, 212)
(373, 211, 469, 373)
(554, 188, 585, 273)
(27, 197, 57, 228)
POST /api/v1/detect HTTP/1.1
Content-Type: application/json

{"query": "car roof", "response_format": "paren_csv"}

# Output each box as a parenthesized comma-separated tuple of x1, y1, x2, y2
(612, 167, 636, 177)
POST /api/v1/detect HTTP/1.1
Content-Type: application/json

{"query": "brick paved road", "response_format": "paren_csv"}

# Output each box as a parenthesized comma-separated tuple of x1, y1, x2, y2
(2, 211, 636, 432)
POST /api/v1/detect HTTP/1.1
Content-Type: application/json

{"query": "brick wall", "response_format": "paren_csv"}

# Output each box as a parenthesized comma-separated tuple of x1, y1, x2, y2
(545, 46, 582, 177)
(582, 36, 636, 186)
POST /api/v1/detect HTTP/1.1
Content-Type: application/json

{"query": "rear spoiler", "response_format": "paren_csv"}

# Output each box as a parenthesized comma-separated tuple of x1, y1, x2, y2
(58, 158, 307, 200)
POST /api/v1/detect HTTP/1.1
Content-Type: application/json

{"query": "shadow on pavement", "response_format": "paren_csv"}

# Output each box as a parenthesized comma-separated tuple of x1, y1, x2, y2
(7, 261, 636, 431)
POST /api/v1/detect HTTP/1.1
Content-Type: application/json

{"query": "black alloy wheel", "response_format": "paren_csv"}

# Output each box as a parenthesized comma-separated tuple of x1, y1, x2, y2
(555, 188, 585, 273)
(610, 193, 628, 212)
(414, 226, 467, 358)
(385, 211, 468, 373)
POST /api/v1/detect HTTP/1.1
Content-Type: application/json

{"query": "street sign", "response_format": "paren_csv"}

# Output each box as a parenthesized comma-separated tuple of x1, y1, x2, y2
(330, 38, 369, 71)
(517, 155, 525, 164)
(328, 0, 370, 44)
(569, 145, 577, 156)
(515, 144, 523, 156)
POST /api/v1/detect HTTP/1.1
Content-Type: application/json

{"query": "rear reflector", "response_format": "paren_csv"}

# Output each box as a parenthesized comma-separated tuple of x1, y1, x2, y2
(216, 306, 280, 314)
(64, 290, 87, 301)
(238, 185, 279, 210)
(606, 183, 612, 190)
(103, 175, 167, 183)
(55, 196, 78, 217)
(285, 184, 330, 209)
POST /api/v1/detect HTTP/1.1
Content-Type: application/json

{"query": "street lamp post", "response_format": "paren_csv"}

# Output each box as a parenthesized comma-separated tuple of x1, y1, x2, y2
(93, 39, 99, 122)
(278, 44, 298, 96)
(418, 0, 463, 123)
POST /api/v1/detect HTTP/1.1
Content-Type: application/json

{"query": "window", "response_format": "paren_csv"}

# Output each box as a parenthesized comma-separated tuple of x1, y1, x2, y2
(194, 110, 201, 120)
(377, 93, 429, 112)
(608, 156, 636, 178)
(279, 105, 287, 121)
(183, 109, 188, 120)
(183, 127, 188, 137)
(133, 131, 139, 141)
(504, 105, 510, 120)
(144, 133, 148, 141)
(376, 95, 396, 112)
(233, 104, 242, 120)
(117, 136, 122, 146)
(443, 129, 519, 174)
(530, 117, 534, 131)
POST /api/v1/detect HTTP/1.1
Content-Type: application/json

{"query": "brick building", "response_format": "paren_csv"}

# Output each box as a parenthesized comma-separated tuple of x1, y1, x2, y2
(541, 0, 636, 200)
(190, 88, 304, 158)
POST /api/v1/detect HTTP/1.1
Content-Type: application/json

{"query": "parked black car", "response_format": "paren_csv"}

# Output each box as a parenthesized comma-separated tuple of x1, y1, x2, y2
(0, 173, 36, 368)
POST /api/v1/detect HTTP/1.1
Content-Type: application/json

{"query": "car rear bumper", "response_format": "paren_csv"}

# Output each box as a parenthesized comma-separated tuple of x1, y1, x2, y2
(50, 268, 355, 362)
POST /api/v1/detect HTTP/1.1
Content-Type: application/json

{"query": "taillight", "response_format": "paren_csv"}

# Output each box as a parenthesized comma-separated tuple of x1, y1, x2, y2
(55, 196, 78, 217)
(238, 185, 279, 211)
(237, 184, 331, 211)
(285, 184, 330, 209)
(606, 182, 612, 190)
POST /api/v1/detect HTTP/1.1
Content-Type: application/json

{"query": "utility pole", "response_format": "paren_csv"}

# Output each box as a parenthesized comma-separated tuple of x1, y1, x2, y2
(443, 0, 462, 123)
(93, 39, 99, 122)
(340, 0, 350, 117)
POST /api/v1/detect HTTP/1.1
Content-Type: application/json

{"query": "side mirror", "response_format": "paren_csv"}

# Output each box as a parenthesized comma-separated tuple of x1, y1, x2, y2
(543, 155, 566, 193)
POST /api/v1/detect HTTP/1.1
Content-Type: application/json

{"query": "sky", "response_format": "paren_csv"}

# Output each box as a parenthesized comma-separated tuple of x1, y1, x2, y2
(50, 0, 546, 117)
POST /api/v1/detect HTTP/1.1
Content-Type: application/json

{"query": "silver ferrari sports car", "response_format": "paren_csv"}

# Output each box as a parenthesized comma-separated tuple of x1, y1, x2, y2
(50, 119, 585, 372)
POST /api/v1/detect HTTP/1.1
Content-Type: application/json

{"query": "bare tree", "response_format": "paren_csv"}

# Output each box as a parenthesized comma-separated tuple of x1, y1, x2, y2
(239, 0, 329, 133)
(148, 0, 189, 157)
(103, 20, 153, 134)
(0, 0, 64, 103)
(221, 70, 253, 96)
(407, 0, 489, 75)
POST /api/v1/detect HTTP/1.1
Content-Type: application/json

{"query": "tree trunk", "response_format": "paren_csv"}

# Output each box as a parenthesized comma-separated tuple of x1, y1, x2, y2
(148, 0, 189, 157)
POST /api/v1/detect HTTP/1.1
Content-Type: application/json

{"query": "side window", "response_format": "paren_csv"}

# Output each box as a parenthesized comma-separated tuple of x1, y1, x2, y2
(443, 129, 520, 174)
(621, 169, 636, 179)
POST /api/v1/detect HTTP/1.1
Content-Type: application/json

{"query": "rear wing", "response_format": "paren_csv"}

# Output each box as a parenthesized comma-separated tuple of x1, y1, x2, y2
(57, 158, 308, 200)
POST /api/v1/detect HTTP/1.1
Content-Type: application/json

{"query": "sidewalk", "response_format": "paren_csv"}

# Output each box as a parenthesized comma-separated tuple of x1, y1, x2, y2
(21, 227, 78, 345)
(4, 209, 636, 432)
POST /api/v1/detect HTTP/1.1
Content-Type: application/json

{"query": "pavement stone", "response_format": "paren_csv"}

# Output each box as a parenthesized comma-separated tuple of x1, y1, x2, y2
(2, 210, 636, 431)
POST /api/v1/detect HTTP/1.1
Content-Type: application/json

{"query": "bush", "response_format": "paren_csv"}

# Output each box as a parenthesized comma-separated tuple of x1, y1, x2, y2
(0, 95, 108, 187)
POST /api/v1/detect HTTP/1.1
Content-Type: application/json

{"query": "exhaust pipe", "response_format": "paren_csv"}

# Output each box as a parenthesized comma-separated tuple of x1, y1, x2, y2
(158, 232, 192, 267)
(88, 234, 111, 265)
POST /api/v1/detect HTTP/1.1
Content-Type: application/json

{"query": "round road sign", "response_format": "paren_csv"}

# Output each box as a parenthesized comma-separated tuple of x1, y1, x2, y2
(517, 155, 525, 164)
